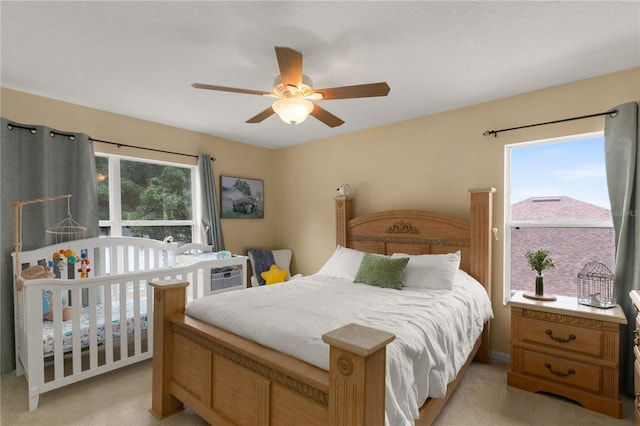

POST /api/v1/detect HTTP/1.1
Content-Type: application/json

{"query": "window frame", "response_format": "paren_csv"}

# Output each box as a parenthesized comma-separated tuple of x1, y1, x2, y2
(503, 131, 613, 304)
(96, 153, 200, 240)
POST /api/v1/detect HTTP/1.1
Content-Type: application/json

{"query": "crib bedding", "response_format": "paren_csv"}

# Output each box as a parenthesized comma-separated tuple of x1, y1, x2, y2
(185, 269, 493, 426)
(42, 298, 148, 356)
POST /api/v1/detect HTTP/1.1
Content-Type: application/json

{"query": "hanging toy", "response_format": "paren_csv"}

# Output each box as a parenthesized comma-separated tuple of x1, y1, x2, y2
(52, 248, 78, 271)
(56, 251, 68, 271)
(77, 252, 91, 278)
(64, 248, 77, 265)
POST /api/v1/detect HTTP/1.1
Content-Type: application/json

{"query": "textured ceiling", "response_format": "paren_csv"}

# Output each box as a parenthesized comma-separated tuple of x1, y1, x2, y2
(1, 1, 639, 149)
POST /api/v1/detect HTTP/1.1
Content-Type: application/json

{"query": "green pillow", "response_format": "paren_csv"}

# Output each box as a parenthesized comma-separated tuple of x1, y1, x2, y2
(354, 253, 409, 290)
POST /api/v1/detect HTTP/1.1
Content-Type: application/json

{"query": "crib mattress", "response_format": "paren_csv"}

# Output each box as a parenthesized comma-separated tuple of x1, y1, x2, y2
(42, 298, 148, 356)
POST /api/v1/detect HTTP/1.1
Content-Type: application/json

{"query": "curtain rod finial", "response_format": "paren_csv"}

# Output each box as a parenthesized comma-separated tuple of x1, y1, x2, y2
(483, 130, 497, 137)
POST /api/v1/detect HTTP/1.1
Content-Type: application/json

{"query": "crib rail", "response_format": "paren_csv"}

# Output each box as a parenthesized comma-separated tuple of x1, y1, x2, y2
(13, 236, 178, 281)
(13, 249, 225, 411)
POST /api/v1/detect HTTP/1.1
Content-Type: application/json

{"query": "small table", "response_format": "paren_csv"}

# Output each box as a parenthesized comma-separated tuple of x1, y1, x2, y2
(508, 291, 627, 418)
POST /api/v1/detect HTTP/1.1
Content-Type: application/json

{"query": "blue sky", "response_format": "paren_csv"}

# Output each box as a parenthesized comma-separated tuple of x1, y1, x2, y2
(510, 135, 611, 209)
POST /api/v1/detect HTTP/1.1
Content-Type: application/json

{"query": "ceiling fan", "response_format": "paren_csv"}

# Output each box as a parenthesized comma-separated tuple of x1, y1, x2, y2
(192, 46, 390, 127)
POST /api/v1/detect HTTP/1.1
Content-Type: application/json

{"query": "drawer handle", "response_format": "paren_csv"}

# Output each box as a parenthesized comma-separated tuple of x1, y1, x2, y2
(544, 362, 576, 377)
(545, 329, 576, 343)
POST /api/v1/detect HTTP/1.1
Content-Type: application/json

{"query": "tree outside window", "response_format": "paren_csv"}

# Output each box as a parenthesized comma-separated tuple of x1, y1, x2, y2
(95, 154, 195, 242)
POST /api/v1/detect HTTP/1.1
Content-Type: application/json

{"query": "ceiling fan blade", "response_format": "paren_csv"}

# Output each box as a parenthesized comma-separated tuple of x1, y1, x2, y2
(314, 82, 390, 100)
(246, 107, 275, 124)
(275, 46, 303, 89)
(192, 83, 272, 96)
(309, 104, 345, 128)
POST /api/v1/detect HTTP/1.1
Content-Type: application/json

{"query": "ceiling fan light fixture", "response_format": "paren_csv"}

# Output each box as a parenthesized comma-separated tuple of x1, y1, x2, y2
(272, 98, 314, 125)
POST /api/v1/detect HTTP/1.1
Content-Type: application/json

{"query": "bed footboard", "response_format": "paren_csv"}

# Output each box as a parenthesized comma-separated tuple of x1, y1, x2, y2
(150, 279, 395, 426)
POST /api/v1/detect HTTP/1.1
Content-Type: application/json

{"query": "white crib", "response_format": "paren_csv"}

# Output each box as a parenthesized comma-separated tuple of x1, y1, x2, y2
(12, 236, 247, 411)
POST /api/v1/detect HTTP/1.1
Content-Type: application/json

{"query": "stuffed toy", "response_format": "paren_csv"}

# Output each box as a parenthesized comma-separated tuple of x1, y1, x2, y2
(16, 265, 55, 291)
(21, 265, 55, 280)
(42, 290, 72, 321)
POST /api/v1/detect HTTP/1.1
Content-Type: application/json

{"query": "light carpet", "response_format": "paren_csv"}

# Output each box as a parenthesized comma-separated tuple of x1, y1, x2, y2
(1, 359, 634, 425)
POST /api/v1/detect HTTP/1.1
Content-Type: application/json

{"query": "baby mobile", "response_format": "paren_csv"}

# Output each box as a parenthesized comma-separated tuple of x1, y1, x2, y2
(45, 196, 91, 278)
(13, 194, 90, 292)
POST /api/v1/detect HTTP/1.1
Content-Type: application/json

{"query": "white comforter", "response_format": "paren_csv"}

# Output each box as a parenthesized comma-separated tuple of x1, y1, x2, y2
(186, 269, 493, 426)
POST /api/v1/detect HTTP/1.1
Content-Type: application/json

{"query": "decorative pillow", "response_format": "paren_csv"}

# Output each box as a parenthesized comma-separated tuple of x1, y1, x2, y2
(316, 245, 366, 280)
(391, 251, 460, 290)
(261, 264, 288, 285)
(354, 253, 409, 290)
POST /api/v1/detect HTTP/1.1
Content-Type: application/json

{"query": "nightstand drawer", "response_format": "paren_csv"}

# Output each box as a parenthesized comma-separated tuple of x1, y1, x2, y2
(522, 350, 602, 393)
(520, 316, 603, 357)
(510, 292, 627, 418)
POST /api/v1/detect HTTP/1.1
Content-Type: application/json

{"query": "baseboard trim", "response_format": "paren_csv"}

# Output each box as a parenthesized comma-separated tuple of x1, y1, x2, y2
(490, 351, 510, 363)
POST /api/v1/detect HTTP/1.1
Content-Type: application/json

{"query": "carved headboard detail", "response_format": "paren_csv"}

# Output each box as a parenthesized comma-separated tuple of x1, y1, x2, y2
(385, 220, 419, 234)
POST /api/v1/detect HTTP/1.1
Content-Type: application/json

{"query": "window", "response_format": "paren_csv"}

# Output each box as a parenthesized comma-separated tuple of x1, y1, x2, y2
(96, 154, 197, 243)
(504, 133, 615, 303)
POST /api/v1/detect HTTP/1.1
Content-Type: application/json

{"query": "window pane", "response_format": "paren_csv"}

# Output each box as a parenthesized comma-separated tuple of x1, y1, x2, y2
(510, 226, 615, 297)
(507, 135, 615, 300)
(123, 226, 192, 243)
(510, 137, 611, 220)
(96, 156, 109, 220)
(120, 160, 192, 221)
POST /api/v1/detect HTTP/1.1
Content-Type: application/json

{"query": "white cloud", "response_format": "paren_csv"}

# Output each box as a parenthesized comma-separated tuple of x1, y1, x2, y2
(554, 164, 606, 181)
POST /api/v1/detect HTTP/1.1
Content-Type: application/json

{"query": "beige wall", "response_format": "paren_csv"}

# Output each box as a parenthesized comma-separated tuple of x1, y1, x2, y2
(2, 67, 639, 356)
(274, 67, 640, 355)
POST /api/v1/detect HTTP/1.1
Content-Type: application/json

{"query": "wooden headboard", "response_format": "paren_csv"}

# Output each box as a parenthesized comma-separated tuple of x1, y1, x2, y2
(335, 187, 496, 361)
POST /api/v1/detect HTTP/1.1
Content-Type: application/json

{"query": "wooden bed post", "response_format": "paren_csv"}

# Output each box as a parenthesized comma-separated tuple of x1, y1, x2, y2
(322, 323, 395, 426)
(149, 279, 189, 419)
(335, 197, 353, 247)
(468, 188, 495, 363)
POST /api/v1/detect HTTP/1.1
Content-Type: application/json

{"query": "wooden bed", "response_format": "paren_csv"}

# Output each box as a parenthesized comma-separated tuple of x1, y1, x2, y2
(150, 188, 495, 425)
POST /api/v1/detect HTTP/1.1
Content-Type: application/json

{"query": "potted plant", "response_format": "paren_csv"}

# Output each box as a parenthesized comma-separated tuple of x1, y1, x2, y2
(526, 249, 554, 296)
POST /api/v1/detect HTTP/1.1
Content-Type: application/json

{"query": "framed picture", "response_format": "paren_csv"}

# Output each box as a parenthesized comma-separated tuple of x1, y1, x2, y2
(220, 176, 264, 218)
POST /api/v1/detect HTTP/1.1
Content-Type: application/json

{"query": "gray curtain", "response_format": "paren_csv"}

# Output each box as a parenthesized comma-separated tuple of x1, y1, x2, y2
(0, 118, 99, 374)
(198, 154, 224, 250)
(604, 102, 639, 397)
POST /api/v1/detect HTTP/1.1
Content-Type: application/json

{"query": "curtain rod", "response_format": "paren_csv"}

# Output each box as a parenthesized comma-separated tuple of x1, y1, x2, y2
(482, 109, 618, 138)
(7, 122, 215, 161)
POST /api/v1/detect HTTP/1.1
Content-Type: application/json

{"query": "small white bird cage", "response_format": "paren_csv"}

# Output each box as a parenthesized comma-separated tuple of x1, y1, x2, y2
(577, 257, 616, 309)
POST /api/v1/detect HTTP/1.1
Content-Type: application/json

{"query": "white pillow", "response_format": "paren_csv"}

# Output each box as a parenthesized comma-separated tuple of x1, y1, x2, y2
(390, 251, 461, 290)
(316, 245, 366, 280)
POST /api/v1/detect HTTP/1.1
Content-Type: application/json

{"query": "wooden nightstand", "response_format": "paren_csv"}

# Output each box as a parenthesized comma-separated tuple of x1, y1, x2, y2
(630, 290, 640, 424)
(508, 291, 627, 418)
